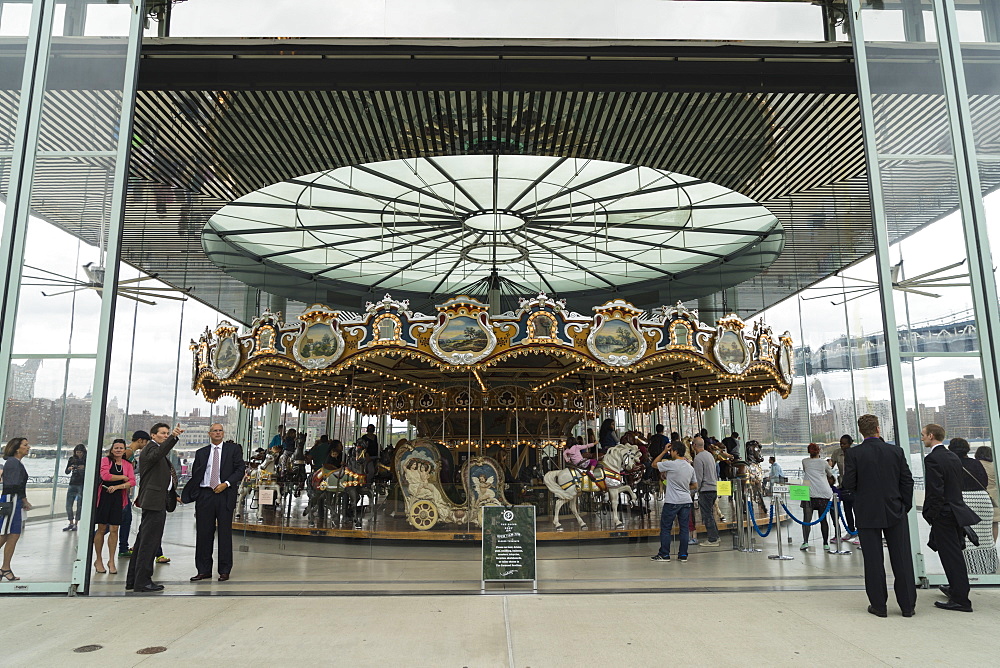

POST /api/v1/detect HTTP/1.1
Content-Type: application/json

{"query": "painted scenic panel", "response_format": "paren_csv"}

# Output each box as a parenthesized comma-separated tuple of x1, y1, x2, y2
(297, 323, 339, 359)
(438, 316, 489, 353)
(717, 330, 746, 366)
(594, 319, 640, 355)
(530, 314, 555, 338)
(215, 337, 239, 372)
(258, 327, 274, 350)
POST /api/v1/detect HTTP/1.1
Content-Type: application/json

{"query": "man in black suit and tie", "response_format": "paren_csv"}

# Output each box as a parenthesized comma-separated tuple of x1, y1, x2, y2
(922, 423, 976, 612)
(182, 423, 245, 582)
(126, 422, 183, 593)
(842, 414, 916, 618)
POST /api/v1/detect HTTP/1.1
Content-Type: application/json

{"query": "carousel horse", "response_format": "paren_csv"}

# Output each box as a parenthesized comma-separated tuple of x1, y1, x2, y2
(543, 441, 641, 530)
(371, 440, 402, 504)
(243, 449, 281, 516)
(744, 440, 768, 513)
(338, 443, 375, 527)
(235, 462, 258, 520)
(616, 430, 652, 516)
(304, 459, 366, 526)
(612, 432, 653, 517)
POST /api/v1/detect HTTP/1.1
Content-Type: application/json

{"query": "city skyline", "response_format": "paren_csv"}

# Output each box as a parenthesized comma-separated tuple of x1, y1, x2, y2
(750, 372, 991, 444)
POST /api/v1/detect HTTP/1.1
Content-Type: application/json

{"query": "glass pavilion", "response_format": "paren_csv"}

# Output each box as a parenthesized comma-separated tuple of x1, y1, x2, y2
(2, 0, 1000, 594)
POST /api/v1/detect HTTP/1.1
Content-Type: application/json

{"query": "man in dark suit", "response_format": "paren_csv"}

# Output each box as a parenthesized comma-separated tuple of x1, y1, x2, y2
(126, 422, 183, 593)
(842, 414, 916, 618)
(182, 423, 245, 582)
(922, 423, 976, 612)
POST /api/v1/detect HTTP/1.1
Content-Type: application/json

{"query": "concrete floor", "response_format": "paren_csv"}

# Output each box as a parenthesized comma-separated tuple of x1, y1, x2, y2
(4, 502, 1000, 666)
(2, 588, 999, 667)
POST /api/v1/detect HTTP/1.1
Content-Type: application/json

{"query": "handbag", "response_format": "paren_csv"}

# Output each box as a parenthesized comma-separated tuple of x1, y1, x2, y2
(963, 467, 998, 508)
(0, 469, 9, 518)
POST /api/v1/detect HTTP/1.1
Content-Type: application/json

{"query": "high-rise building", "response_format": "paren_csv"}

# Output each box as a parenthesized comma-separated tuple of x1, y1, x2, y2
(944, 375, 988, 440)
(7, 358, 42, 401)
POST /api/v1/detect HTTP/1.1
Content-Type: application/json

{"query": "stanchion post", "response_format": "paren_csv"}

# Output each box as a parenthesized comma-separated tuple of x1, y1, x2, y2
(746, 498, 762, 553)
(768, 490, 793, 560)
(731, 478, 744, 550)
(830, 496, 852, 555)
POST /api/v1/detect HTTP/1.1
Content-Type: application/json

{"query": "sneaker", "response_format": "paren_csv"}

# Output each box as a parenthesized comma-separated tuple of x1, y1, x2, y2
(679, 556, 688, 563)
(650, 555, 670, 562)
(701, 540, 721, 547)
(62, 524, 74, 532)
(824, 543, 831, 552)
(70, 525, 78, 531)
(688, 537, 699, 545)
(155, 556, 171, 564)
(850, 538, 861, 546)
(118, 549, 133, 558)
(841, 533, 853, 542)
(800, 542, 810, 551)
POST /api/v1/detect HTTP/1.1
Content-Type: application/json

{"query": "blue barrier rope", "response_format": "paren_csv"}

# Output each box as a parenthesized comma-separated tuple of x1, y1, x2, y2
(837, 501, 859, 536)
(746, 500, 774, 537)
(780, 498, 833, 526)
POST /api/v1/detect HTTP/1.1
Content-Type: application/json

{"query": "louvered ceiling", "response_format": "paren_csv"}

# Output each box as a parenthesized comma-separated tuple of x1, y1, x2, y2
(5, 39, 1000, 322)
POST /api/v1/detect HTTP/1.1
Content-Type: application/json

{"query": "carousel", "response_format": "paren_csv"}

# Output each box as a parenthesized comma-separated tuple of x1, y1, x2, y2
(192, 292, 793, 541)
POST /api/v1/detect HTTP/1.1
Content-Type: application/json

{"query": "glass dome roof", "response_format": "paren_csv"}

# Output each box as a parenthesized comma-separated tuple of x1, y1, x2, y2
(204, 155, 783, 305)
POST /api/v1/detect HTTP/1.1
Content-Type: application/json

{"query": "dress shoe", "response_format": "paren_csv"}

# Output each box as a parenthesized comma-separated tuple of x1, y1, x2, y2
(190, 573, 212, 582)
(938, 585, 951, 598)
(934, 600, 972, 612)
(867, 605, 888, 618)
(135, 583, 165, 593)
(901, 609, 915, 617)
(218, 573, 230, 582)
(125, 583, 133, 590)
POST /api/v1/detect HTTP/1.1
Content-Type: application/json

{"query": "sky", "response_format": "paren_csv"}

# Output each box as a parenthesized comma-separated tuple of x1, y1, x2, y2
(165, 0, 827, 41)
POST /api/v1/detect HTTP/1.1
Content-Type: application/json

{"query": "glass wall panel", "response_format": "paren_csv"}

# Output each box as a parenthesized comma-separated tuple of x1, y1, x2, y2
(853, 0, 1000, 583)
(0, 0, 143, 591)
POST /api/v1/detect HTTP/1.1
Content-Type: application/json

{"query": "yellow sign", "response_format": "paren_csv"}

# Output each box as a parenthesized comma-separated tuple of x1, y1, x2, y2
(717, 481, 732, 496)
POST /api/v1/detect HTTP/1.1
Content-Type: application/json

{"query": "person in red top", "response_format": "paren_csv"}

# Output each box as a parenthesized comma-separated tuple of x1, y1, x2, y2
(93, 440, 136, 575)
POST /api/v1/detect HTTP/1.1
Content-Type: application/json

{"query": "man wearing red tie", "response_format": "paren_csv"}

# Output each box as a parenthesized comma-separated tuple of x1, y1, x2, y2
(182, 424, 245, 582)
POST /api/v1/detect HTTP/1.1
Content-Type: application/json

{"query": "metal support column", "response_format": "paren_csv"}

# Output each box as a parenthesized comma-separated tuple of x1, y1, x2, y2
(849, 0, 933, 582)
(901, 0, 927, 42)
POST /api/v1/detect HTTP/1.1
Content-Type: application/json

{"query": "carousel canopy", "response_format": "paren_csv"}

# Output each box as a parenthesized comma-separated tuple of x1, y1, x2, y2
(203, 155, 784, 307)
(192, 293, 792, 417)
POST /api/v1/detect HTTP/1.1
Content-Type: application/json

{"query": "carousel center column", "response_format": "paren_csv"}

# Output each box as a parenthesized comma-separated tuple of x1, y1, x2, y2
(261, 293, 287, 443)
(698, 295, 724, 439)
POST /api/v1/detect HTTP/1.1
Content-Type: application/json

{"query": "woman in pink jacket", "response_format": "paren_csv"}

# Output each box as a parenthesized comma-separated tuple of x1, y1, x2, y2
(93, 440, 135, 575)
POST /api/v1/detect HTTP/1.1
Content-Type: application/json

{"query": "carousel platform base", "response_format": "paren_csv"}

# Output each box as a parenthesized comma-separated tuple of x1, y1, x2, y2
(233, 510, 785, 542)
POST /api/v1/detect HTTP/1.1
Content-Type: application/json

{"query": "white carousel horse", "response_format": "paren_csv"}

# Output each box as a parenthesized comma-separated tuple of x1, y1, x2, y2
(543, 442, 641, 530)
(247, 452, 282, 513)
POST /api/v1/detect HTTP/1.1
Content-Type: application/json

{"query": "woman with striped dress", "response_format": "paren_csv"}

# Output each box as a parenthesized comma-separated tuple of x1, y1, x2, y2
(1, 437, 33, 581)
(949, 438, 997, 574)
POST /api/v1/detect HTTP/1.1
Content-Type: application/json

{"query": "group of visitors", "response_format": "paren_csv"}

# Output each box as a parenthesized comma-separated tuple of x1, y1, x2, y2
(642, 425, 738, 562)
(0, 422, 244, 591)
(840, 414, 999, 616)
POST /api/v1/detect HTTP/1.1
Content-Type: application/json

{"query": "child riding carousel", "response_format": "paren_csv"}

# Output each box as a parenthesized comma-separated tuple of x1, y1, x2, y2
(563, 436, 598, 481)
